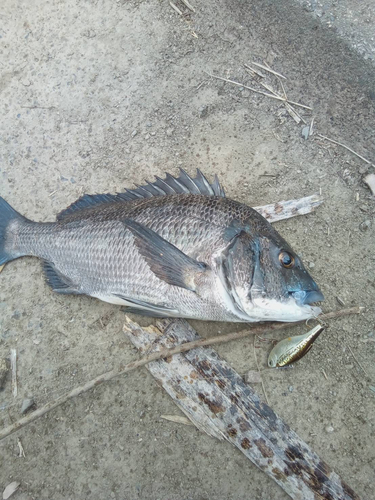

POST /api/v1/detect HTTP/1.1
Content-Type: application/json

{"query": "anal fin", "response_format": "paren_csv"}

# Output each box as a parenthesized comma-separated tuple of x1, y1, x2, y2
(43, 261, 81, 295)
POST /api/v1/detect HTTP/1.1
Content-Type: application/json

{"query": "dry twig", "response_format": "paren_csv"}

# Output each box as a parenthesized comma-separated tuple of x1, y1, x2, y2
(253, 336, 269, 404)
(180, 0, 195, 12)
(244, 63, 266, 78)
(317, 134, 375, 167)
(250, 61, 286, 79)
(348, 345, 369, 377)
(169, 1, 182, 15)
(161, 414, 194, 425)
(10, 349, 17, 398)
(0, 306, 363, 441)
(205, 72, 312, 110)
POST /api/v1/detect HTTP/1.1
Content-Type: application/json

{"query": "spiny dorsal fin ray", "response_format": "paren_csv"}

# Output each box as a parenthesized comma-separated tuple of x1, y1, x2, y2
(57, 169, 225, 220)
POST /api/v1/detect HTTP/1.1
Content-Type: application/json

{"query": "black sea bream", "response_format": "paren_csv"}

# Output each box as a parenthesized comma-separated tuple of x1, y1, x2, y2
(0, 170, 323, 322)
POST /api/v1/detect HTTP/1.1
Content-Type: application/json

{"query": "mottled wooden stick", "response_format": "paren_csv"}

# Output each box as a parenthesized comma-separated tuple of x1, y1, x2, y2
(126, 319, 360, 500)
(253, 193, 322, 223)
(0, 307, 362, 442)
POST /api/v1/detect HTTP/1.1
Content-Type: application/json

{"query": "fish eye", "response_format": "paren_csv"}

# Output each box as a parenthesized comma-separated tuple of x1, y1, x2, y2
(268, 356, 277, 368)
(279, 250, 295, 269)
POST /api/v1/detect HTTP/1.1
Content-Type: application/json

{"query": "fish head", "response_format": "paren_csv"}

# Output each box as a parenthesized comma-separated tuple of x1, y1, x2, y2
(225, 221, 324, 322)
(268, 352, 278, 368)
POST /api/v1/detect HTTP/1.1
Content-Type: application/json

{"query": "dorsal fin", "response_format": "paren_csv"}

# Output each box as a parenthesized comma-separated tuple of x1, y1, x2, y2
(57, 169, 225, 220)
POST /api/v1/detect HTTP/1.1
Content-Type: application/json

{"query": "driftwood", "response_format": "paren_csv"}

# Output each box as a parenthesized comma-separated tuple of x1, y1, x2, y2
(252, 194, 322, 223)
(125, 318, 360, 500)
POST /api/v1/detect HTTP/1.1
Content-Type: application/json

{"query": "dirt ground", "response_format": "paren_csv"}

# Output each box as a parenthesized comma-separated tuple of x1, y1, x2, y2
(1, 0, 374, 499)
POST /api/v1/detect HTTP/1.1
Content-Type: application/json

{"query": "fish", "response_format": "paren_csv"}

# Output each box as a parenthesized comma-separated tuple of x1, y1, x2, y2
(0, 169, 324, 322)
(268, 324, 325, 367)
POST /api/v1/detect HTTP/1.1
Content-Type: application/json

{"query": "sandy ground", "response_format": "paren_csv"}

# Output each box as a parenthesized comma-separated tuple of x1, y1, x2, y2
(1, 1, 374, 499)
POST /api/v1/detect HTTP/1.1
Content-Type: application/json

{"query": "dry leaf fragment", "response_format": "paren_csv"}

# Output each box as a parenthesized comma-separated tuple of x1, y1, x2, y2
(364, 173, 375, 196)
(302, 125, 310, 139)
(160, 414, 194, 426)
(3, 482, 20, 500)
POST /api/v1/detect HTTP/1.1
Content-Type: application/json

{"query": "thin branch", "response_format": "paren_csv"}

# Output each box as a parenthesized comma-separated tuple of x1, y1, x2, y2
(348, 345, 369, 377)
(206, 72, 284, 100)
(317, 134, 375, 167)
(244, 63, 266, 78)
(169, 1, 182, 15)
(205, 72, 312, 110)
(278, 77, 288, 100)
(10, 349, 17, 398)
(180, 0, 195, 12)
(250, 61, 287, 79)
(0, 307, 363, 441)
(253, 336, 269, 404)
(245, 64, 305, 124)
(21, 106, 56, 110)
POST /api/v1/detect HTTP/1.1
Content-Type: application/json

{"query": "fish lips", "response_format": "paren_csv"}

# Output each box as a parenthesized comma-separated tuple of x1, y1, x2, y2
(291, 289, 325, 305)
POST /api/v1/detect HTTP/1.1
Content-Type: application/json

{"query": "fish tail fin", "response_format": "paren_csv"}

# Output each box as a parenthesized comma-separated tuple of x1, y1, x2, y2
(0, 197, 29, 265)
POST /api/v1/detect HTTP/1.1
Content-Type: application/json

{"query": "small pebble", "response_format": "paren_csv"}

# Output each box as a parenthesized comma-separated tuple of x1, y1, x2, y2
(21, 398, 35, 414)
(131, 130, 138, 138)
(359, 220, 371, 231)
(308, 262, 315, 269)
(325, 425, 334, 433)
(288, 386, 294, 392)
(11, 310, 21, 320)
(199, 105, 208, 118)
(166, 127, 174, 137)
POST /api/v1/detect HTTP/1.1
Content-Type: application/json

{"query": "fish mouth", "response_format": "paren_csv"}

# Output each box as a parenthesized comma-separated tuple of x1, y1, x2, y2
(291, 290, 325, 305)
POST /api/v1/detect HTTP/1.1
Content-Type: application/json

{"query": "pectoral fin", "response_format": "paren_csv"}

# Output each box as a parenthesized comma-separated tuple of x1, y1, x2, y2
(123, 219, 209, 291)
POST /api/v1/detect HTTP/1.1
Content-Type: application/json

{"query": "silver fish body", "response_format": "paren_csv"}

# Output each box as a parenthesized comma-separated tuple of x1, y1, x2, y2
(0, 170, 324, 322)
(268, 324, 325, 367)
